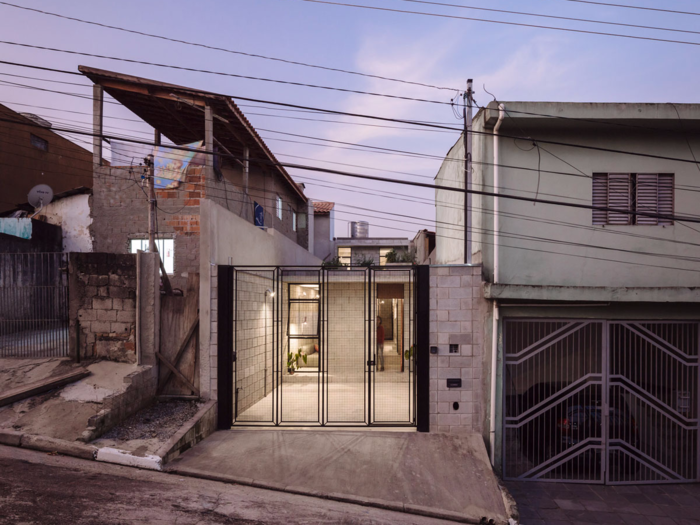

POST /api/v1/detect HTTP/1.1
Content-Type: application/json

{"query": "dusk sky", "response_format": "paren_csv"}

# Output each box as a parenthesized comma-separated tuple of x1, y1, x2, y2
(1, 0, 698, 238)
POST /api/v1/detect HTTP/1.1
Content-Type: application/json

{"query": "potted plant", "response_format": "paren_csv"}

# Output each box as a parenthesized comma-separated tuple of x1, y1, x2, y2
(404, 344, 415, 361)
(322, 256, 346, 268)
(358, 255, 375, 267)
(385, 249, 399, 263)
(287, 349, 307, 374)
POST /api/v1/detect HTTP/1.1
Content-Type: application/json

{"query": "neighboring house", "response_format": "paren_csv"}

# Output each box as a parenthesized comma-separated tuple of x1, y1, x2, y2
(433, 101, 700, 484)
(412, 229, 435, 265)
(334, 221, 412, 265)
(79, 66, 312, 290)
(0, 104, 93, 214)
(312, 201, 335, 261)
(1, 187, 93, 253)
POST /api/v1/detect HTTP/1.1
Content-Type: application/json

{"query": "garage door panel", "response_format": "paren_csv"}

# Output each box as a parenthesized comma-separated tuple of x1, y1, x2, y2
(608, 322, 698, 484)
(504, 320, 605, 482)
(504, 319, 699, 485)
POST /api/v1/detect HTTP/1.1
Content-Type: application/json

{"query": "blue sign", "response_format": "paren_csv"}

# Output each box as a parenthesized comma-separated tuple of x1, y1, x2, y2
(254, 202, 265, 228)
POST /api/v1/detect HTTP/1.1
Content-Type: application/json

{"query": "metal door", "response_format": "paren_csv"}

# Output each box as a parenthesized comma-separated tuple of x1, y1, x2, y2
(0, 253, 69, 358)
(503, 319, 700, 485)
(503, 320, 606, 482)
(607, 322, 699, 484)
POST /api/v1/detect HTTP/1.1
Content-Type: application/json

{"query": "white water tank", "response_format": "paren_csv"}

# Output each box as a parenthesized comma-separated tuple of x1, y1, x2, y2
(351, 221, 369, 238)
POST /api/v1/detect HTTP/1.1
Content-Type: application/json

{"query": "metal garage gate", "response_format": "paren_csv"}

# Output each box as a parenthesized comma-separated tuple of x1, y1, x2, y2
(503, 319, 699, 484)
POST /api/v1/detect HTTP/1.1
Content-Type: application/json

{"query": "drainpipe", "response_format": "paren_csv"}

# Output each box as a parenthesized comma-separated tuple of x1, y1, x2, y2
(489, 104, 505, 465)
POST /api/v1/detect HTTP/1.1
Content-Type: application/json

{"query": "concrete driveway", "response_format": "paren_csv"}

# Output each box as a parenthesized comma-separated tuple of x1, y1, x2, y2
(166, 429, 511, 524)
(506, 480, 700, 524)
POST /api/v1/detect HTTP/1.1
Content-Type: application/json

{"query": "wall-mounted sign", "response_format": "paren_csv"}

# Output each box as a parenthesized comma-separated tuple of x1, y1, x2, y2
(254, 202, 265, 228)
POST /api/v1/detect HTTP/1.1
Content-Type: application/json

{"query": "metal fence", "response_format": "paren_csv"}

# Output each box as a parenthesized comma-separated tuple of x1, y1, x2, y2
(0, 253, 70, 358)
(229, 266, 416, 427)
(503, 319, 699, 485)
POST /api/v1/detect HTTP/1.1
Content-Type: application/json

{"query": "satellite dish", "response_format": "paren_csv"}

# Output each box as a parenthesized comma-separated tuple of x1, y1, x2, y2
(27, 184, 54, 209)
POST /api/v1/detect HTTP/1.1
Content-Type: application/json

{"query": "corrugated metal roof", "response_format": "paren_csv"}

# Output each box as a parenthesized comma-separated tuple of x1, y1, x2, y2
(313, 201, 335, 214)
(78, 65, 307, 202)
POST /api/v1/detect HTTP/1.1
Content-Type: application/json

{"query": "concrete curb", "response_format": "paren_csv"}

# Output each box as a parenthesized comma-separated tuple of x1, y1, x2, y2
(155, 400, 216, 465)
(0, 430, 98, 460)
(166, 465, 504, 525)
(95, 447, 162, 470)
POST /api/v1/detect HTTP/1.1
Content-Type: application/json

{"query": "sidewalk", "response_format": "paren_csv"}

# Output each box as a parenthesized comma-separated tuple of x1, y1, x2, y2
(167, 429, 511, 524)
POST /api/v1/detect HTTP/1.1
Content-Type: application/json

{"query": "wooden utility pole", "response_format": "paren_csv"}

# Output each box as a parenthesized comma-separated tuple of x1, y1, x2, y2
(146, 153, 156, 253)
(463, 79, 473, 264)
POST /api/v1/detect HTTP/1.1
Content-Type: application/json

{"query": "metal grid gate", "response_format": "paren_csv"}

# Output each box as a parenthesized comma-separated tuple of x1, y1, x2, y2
(503, 319, 699, 484)
(0, 253, 69, 358)
(229, 266, 416, 427)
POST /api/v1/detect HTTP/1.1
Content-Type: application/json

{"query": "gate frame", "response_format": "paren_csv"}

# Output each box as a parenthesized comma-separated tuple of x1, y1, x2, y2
(216, 265, 427, 430)
(501, 317, 700, 485)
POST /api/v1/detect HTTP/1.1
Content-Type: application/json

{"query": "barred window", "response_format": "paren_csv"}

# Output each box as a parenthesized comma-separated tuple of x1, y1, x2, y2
(592, 173, 674, 225)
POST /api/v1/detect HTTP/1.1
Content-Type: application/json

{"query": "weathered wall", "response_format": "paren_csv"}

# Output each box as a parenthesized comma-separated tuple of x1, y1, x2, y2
(437, 102, 700, 286)
(313, 213, 333, 261)
(91, 165, 202, 292)
(428, 265, 488, 435)
(69, 253, 137, 363)
(39, 193, 93, 253)
(0, 104, 93, 215)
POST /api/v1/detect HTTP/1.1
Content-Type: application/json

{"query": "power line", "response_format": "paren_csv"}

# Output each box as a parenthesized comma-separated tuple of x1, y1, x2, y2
(4, 114, 699, 224)
(4, 134, 700, 269)
(5, 60, 700, 168)
(0, 2, 457, 92)
(297, 0, 700, 47)
(399, 0, 700, 36)
(559, 0, 700, 17)
(0, 41, 454, 106)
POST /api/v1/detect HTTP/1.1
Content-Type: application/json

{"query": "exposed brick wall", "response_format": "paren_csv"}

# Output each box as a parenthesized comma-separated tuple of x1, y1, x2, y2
(70, 253, 137, 363)
(429, 265, 488, 434)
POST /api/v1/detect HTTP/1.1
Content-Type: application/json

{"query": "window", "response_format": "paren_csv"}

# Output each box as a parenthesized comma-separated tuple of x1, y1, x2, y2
(592, 173, 674, 226)
(129, 238, 175, 274)
(337, 247, 351, 265)
(30, 134, 48, 152)
(276, 195, 283, 220)
(292, 209, 297, 232)
(379, 248, 392, 266)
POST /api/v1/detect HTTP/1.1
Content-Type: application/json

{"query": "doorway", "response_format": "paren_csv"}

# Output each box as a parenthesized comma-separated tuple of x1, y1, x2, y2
(223, 266, 416, 427)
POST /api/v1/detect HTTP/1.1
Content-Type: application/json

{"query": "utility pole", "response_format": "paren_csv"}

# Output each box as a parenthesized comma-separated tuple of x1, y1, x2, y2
(146, 153, 156, 253)
(463, 79, 473, 264)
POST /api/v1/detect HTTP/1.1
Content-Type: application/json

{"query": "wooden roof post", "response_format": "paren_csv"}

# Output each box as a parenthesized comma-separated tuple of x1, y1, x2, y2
(92, 84, 103, 166)
(204, 104, 213, 180)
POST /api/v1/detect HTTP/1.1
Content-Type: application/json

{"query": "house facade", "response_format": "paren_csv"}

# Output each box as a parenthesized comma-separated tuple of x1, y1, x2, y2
(0, 104, 93, 214)
(80, 66, 311, 291)
(434, 102, 700, 484)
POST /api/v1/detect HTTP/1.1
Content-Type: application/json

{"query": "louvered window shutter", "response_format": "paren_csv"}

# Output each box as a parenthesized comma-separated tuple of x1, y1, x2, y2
(607, 173, 631, 225)
(635, 173, 659, 225)
(658, 174, 674, 225)
(592, 173, 608, 225)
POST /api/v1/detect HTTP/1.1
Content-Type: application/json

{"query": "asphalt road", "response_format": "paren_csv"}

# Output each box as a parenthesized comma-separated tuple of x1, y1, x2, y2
(0, 445, 455, 525)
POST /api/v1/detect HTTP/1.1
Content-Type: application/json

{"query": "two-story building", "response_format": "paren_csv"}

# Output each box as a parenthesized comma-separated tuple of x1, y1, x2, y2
(80, 66, 312, 291)
(434, 102, 700, 485)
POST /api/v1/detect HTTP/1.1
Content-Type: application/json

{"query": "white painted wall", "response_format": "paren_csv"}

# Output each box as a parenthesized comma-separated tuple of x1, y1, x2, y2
(40, 194, 93, 252)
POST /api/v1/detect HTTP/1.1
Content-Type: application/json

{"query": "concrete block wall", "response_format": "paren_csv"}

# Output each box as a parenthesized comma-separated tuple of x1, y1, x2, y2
(70, 253, 138, 363)
(429, 265, 487, 434)
(235, 271, 275, 418)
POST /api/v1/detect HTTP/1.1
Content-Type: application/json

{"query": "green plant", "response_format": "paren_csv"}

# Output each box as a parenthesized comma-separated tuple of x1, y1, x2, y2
(357, 255, 375, 267)
(322, 256, 346, 268)
(399, 249, 417, 264)
(384, 249, 399, 263)
(404, 344, 416, 361)
(287, 349, 307, 373)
